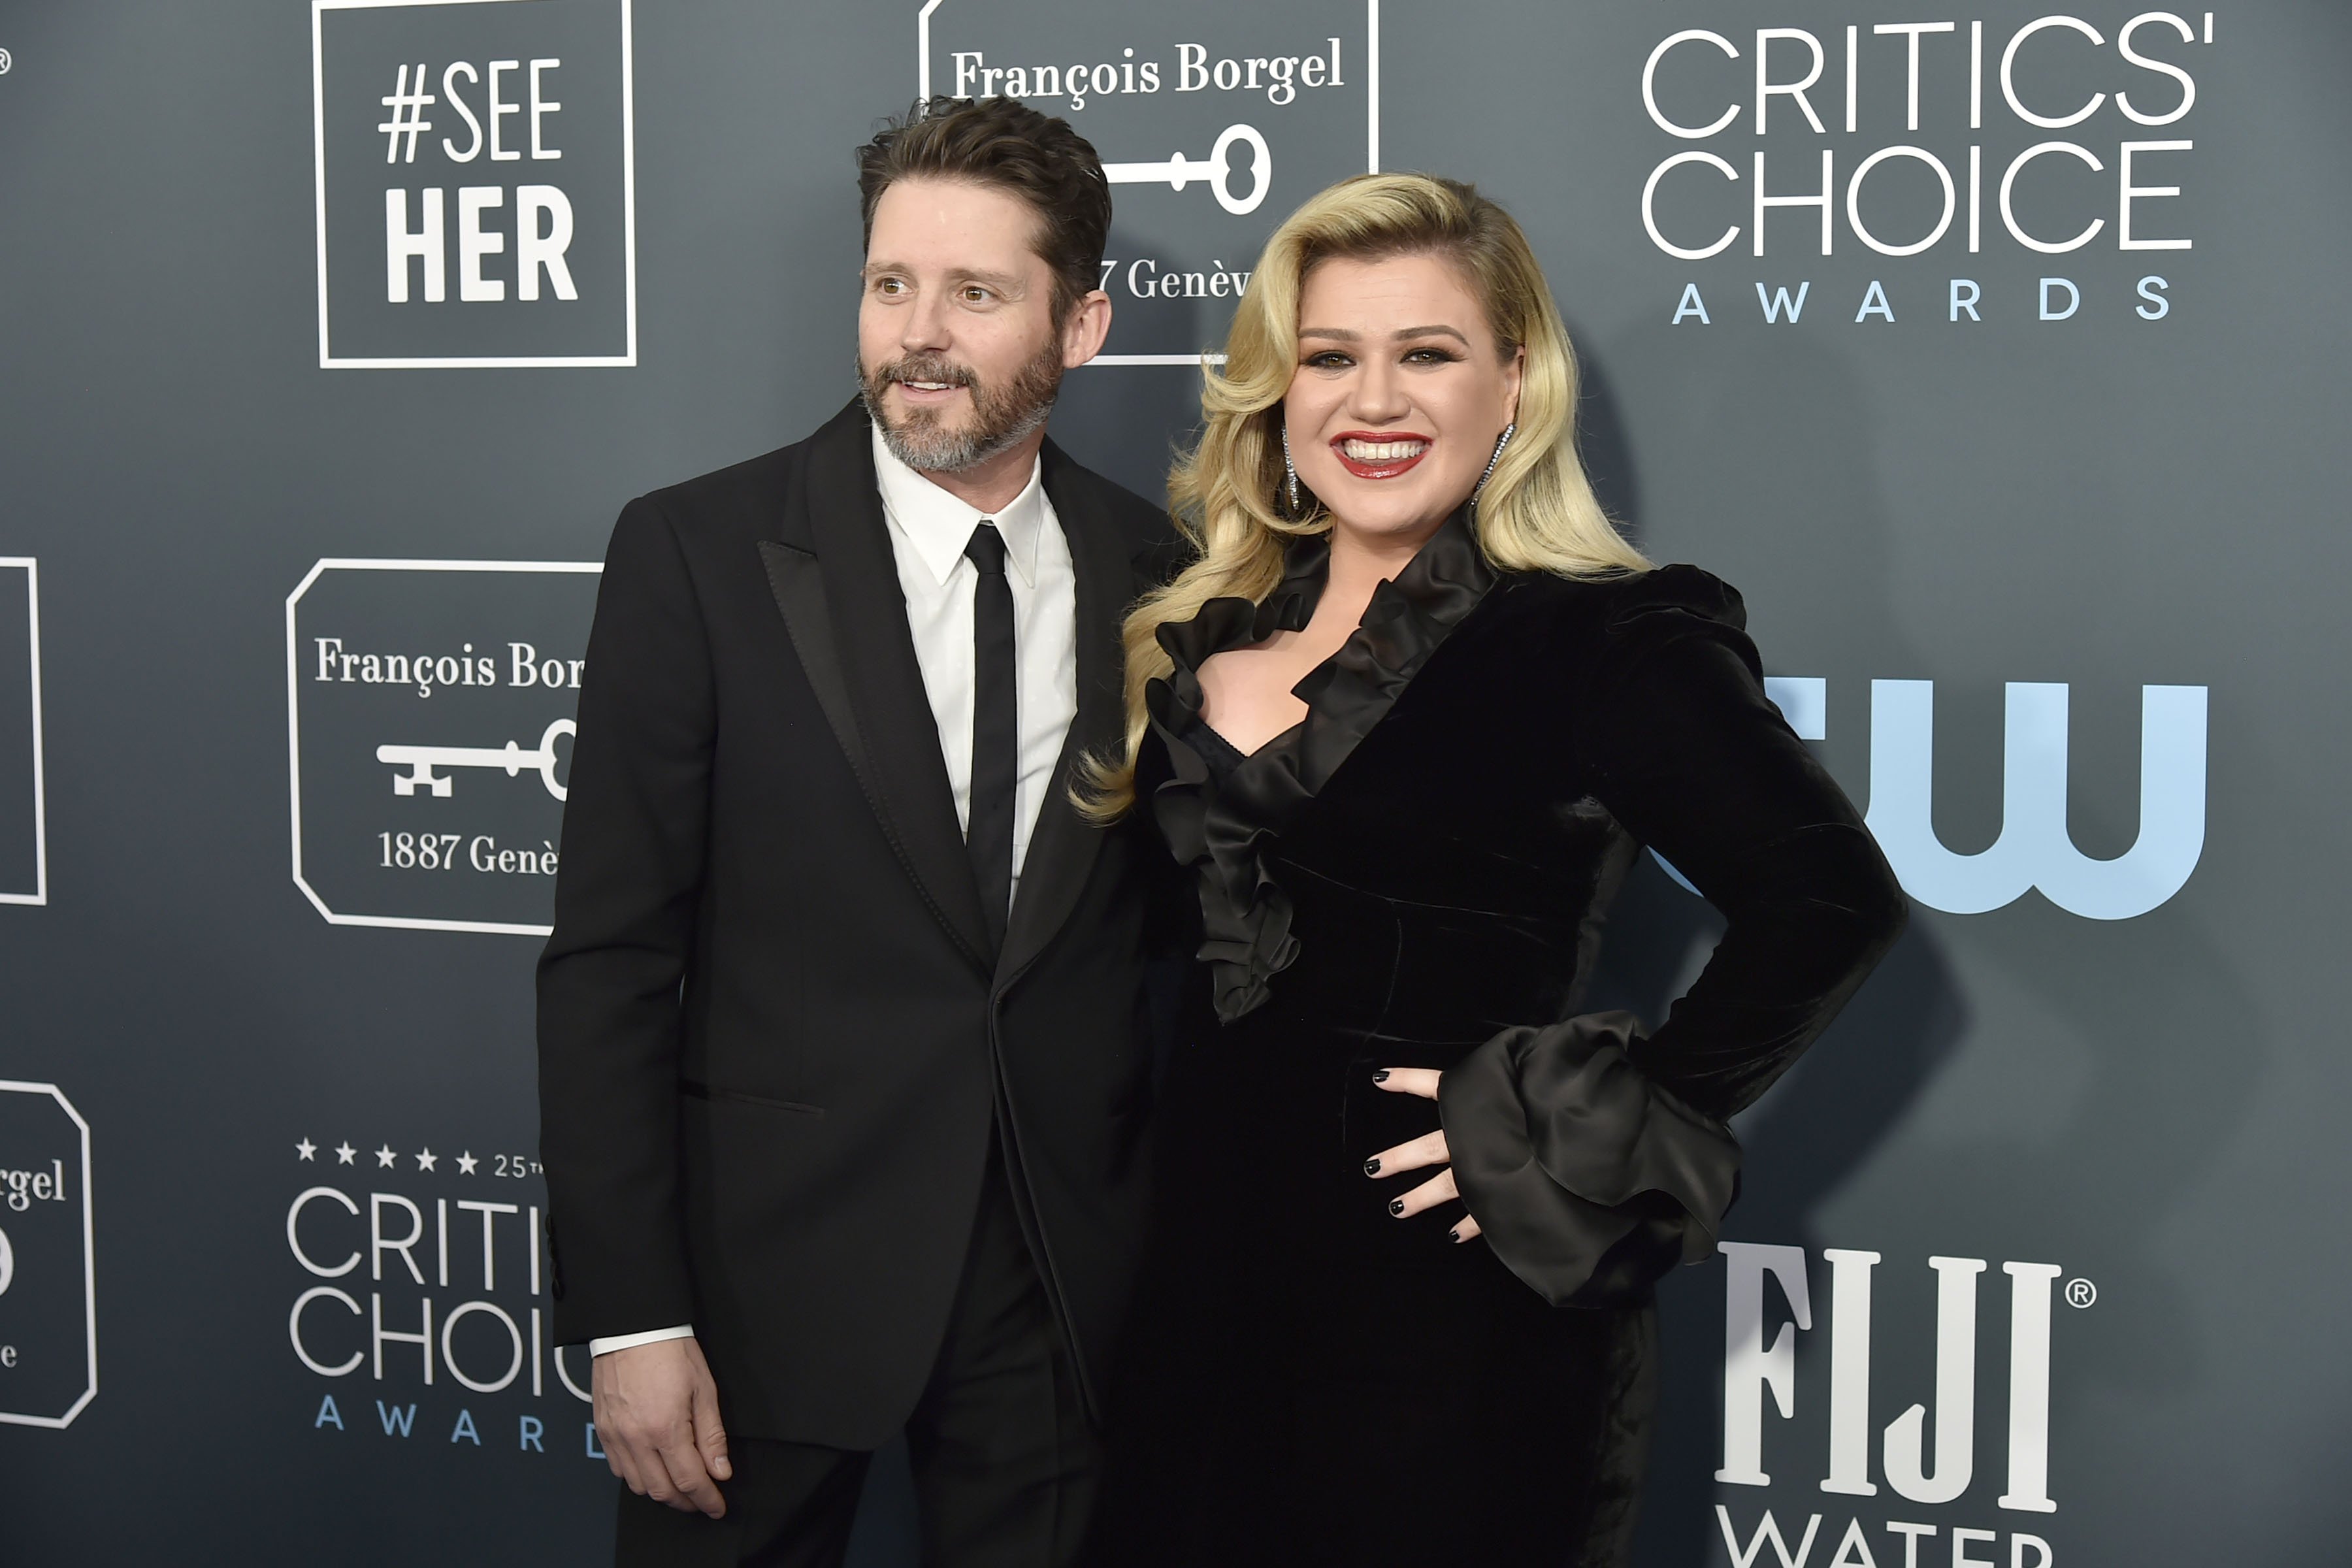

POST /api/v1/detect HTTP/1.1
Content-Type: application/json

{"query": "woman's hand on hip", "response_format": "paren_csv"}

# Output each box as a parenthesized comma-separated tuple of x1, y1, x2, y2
(1366, 1068, 1482, 1243)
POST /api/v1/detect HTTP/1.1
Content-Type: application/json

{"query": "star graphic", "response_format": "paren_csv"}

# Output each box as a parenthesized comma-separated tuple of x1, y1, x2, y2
(455, 1151, 479, 1175)
(297, 1137, 318, 1162)
(375, 1144, 399, 1169)
(416, 1148, 438, 1172)
(335, 1142, 357, 1166)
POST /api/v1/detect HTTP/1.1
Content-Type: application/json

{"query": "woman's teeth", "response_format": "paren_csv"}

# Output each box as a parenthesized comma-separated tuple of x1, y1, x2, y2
(1340, 438, 1428, 461)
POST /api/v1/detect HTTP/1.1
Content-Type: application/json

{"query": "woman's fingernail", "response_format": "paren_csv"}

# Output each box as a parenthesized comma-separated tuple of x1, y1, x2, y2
(1364, 1158, 1382, 1176)
(1388, 1198, 1407, 1217)
(1372, 1070, 1390, 1083)
(1448, 1229, 1462, 1243)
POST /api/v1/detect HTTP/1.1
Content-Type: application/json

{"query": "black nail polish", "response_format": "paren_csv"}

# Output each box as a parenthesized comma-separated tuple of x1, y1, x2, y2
(1448, 1229, 1462, 1243)
(1372, 1070, 1390, 1083)
(1364, 1158, 1381, 1176)
(1388, 1198, 1406, 1217)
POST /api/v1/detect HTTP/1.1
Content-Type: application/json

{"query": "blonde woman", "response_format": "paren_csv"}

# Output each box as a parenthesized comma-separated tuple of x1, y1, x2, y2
(1085, 174, 1908, 1564)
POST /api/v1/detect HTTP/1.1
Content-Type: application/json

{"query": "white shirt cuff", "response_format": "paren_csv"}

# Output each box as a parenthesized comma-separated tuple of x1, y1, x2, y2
(589, 1324, 695, 1357)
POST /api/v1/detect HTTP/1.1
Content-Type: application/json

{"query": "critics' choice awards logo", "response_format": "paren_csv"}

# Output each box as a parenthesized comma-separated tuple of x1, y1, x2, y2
(919, 0, 1378, 365)
(286, 1135, 599, 1458)
(0, 559, 43, 907)
(0, 1082, 97, 1429)
(286, 559, 599, 935)
(1710, 1243, 2095, 1568)
(1662, 678, 2206, 920)
(310, 0, 636, 367)
(1635, 8, 2215, 327)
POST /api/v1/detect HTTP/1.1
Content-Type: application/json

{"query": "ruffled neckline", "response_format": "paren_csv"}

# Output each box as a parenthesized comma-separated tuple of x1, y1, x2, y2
(1145, 505, 1501, 1022)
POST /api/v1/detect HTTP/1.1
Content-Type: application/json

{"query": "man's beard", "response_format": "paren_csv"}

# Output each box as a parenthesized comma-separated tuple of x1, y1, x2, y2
(858, 336, 1065, 473)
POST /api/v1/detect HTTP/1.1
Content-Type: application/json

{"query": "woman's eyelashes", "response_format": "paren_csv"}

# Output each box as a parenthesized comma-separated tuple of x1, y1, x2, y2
(1299, 345, 1465, 371)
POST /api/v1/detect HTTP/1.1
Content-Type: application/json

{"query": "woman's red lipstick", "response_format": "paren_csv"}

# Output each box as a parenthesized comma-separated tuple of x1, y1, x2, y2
(1330, 431, 1432, 480)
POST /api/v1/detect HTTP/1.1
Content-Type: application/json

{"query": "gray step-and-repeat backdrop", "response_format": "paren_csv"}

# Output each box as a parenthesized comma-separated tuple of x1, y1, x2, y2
(3, 3, 2346, 1562)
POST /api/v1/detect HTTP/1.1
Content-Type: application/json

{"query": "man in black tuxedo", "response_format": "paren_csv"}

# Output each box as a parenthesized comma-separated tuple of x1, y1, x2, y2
(538, 97, 1172, 1565)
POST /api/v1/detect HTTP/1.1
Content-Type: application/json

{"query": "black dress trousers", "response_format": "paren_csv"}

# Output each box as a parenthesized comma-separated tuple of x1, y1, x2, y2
(614, 1149, 1098, 1568)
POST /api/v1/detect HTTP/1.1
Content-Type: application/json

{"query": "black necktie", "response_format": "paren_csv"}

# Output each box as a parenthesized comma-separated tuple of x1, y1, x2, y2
(963, 522, 1017, 953)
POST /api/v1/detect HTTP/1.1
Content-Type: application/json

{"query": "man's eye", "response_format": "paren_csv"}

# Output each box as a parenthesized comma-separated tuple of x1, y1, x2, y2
(962, 287, 992, 302)
(874, 278, 906, 295)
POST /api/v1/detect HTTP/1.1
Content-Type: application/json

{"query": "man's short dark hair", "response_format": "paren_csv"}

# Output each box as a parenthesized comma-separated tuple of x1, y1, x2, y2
(856, 96, 1111, 324)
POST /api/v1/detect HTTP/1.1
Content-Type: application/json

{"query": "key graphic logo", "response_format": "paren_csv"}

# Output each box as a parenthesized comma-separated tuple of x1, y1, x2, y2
(0, 1081, 97, 1429)
(917, 0, 1379, 365)
(0, 559, 42, 907)
(287, 559, 601, 934)
(310, 0, 636, 367)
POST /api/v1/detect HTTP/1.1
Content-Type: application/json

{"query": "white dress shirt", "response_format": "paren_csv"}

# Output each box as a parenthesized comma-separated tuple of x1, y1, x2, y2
(588, 425, 1079, 1358)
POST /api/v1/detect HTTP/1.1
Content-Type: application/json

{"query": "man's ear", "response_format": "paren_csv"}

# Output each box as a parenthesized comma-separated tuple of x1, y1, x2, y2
(1062, 289, 1114, 369)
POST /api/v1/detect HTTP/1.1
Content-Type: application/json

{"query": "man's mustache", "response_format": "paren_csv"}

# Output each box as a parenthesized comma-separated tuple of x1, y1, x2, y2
(875, 353, 977, 389)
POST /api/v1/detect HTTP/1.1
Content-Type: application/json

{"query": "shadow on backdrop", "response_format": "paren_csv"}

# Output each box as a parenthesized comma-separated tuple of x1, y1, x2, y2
(1576, 321, 1965, 1566)
(1593, 314, 2264, 1564)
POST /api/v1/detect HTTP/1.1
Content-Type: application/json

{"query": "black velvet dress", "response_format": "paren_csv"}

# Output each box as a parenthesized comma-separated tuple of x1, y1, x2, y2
(1090, 506, 1909, 1567)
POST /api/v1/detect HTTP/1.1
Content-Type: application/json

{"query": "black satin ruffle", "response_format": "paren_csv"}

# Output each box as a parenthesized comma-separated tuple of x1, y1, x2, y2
(1437, 1011, 1740, 1307)
(1143, 507, 1500, 1021)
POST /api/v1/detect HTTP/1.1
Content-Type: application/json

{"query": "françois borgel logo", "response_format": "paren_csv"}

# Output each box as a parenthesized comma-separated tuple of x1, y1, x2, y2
(0, 1081, 97, 1430)
(310, 0, 636, 368)
(920, 0, 1378, 365)
(0, 559, 42, 907)
(287, 560, 600, 936)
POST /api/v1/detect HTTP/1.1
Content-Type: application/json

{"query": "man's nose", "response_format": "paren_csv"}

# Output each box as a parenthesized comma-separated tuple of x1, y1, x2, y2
(900, 291, 953, 354)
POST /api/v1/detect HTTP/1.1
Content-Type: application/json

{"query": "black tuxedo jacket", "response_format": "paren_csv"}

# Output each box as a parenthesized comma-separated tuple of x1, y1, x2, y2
(538, 400, 1173, 1448)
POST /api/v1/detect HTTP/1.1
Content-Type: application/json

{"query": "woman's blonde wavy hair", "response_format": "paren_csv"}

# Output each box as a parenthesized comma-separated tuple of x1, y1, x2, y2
(1078, 172, 1650, 820)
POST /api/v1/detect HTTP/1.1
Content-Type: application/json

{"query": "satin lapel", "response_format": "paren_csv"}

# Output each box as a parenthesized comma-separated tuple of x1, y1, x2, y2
(997, 444, 1128, 986)
(769, 405, 992, 973)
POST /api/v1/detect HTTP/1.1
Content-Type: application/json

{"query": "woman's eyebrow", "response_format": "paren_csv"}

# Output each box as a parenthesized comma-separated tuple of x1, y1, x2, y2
(1297, 325, 1471, 344)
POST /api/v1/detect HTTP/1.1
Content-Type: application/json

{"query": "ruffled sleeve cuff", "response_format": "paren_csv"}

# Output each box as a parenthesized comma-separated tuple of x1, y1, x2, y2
(1437, 1011, 1740, 1308)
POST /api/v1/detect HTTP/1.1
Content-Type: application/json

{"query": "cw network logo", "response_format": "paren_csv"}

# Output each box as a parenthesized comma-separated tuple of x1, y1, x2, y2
(1677, 678, 2206, 921)
(310, 0, 636, 368)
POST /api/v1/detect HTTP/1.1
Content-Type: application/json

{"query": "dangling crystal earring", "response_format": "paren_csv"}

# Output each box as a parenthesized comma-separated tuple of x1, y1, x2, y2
(1281, 423, 1301, 515)
(1472, 421, 1517, 508)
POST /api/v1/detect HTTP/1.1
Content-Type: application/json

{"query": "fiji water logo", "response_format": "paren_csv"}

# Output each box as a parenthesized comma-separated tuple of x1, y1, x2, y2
(1719, 1243, 2065, 1510)
(1713, 1242, 2083, 1567)
(1669, 678, 2208, 920)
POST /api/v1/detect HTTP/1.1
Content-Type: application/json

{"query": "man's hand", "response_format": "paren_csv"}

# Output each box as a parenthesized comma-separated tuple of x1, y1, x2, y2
(592, 1336, 732, 1517)
(1367, 1068, 1483, 1243)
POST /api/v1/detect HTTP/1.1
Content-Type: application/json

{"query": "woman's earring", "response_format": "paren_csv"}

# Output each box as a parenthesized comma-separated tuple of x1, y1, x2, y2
(1472, 421, 1517, 507)
(1281, 424, 1301, 515)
